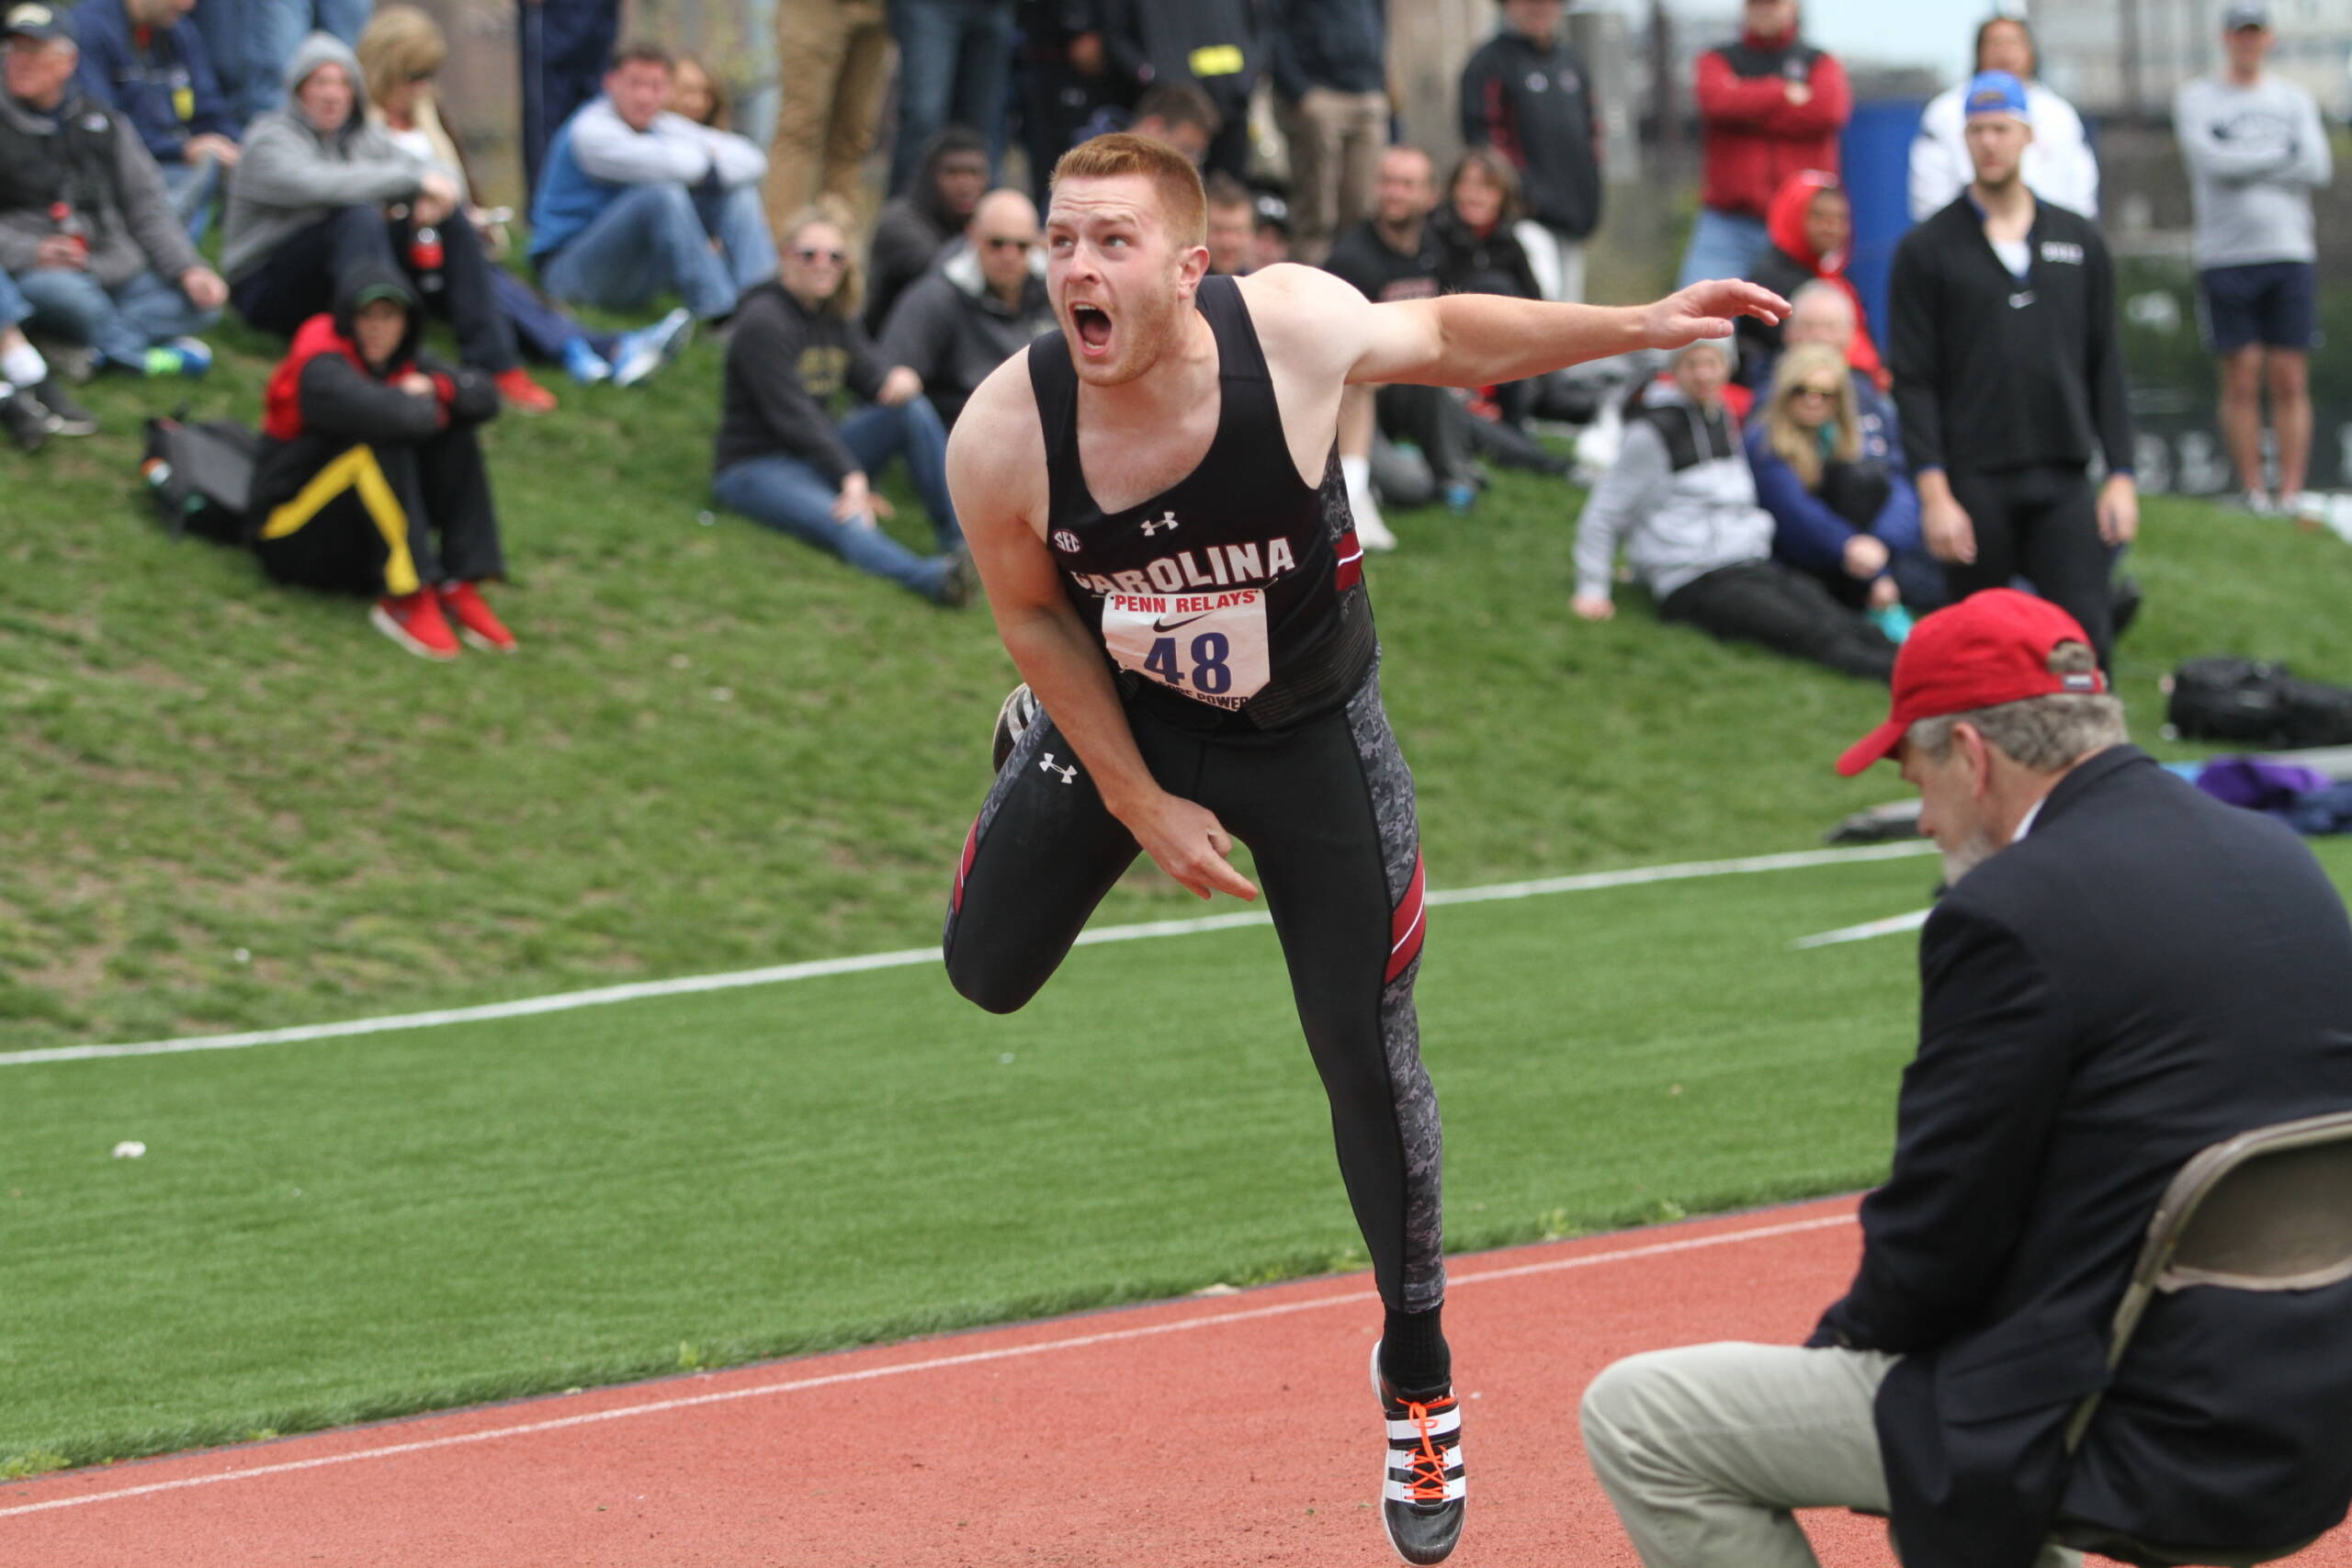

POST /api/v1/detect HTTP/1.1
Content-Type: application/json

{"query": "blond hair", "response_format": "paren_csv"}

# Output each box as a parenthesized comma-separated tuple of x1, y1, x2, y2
(1050, 132, 1208, 248)
(781, 199, 864, 320)
(1765, 343, 1862, 490)
(356, 6, 446, 117)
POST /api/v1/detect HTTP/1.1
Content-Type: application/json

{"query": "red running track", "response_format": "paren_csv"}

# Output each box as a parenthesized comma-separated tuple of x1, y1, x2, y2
(5, 1196, 2346, 1567)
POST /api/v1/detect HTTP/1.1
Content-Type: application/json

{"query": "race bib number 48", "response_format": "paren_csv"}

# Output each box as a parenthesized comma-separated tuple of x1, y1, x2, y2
(1102, 590, 1270, 711)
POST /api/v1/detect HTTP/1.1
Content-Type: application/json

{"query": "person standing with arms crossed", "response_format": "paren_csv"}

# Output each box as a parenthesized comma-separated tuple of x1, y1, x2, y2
(2176, 0, 2333, 517)
(1890, 71, 2136, 670)
(938, 130, 1783, 1566)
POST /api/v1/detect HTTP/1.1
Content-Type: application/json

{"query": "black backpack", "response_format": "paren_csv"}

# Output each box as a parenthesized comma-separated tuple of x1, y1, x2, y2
(2166, 657, 2352, 749)
(140, 414, 259, 545)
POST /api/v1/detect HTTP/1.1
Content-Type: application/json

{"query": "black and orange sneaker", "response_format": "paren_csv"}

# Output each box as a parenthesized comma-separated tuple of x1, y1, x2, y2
(990, 682, 1039, 773)
(1372, 1340, 1465, 1565)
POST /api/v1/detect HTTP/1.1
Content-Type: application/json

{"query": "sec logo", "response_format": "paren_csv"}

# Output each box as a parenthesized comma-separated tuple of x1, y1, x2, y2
(1052, 529, 1082, 552)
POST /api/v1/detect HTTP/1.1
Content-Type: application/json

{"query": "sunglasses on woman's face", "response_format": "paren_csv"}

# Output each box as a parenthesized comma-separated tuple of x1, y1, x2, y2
(793, 247, 848, 265)
(1792, 383, 1840, 400)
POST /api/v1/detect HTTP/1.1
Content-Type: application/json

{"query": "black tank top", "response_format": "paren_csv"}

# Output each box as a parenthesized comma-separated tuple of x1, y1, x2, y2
(1027, 274, 1376, 732)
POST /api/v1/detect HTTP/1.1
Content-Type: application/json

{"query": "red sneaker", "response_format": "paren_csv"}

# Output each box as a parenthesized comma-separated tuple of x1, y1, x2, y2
(371, 590, 461, 660)
(438, 581, 517, 653)
(494, 367, 558, 413)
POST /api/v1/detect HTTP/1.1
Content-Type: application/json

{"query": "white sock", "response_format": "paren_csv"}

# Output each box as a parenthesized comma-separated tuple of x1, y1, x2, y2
(1, 340, 46, 388)
(1340, 454, 1382, 525)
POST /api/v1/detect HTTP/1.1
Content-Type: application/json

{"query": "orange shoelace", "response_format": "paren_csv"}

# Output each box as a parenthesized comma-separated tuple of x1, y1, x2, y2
(1402, 1394, 1458, 1503)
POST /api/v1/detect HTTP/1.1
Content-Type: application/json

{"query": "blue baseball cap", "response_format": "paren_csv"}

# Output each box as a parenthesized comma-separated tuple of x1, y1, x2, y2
(1963, 70, 2031, 124)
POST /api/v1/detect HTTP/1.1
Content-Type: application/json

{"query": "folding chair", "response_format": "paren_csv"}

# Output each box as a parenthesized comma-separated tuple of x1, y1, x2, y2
(2052, 1108, 2352, 1568)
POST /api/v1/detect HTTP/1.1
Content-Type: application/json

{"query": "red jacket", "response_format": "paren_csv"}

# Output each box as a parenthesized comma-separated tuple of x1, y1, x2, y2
(1758, 170, 1886, 389)
(1693, 29, 1850, 221)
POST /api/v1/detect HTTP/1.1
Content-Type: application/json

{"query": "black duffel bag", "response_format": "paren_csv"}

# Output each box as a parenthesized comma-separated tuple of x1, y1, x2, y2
(2167, 657, 2352, 748)
(140, 414, 258, 544)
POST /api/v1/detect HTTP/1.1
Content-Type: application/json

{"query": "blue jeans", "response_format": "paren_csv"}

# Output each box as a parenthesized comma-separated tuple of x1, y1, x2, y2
(241, 0, 371, 118)
(16, 267, 219, 366)
(541, 182, 776, 321)
(161, 156, 222, 243)
(714, 399, 964, 599)
(887, 0, 1015, 192)
(1678, 207, 1771, 289)
(0, 268, 28, 331)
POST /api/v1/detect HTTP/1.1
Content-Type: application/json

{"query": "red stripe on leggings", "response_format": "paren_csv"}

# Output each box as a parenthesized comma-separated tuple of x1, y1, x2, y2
(1336, 531, 1364, 593)
(1386, 852, 1427, 983)
(952, 818, 980, 912)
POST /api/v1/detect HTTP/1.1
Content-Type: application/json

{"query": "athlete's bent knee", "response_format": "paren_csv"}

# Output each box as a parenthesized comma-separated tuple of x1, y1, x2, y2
(944, 946, 1043, 1015)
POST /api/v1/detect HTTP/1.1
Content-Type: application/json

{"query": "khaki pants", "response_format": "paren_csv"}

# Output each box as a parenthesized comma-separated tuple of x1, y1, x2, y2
(1278, 87, 1388, 265)
(1514, 220, 1587, 303)
(767, 0, 895, 228)
(1579, 1342, 2082, 1568)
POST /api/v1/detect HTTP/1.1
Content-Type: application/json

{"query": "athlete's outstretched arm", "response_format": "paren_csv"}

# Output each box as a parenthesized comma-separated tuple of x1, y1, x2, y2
(947, 356, 1259, 903)
(1249, 265, 1788, 390)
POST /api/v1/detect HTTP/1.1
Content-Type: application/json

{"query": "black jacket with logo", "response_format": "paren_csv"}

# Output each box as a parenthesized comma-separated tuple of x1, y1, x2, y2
(715, 281, 889, 482)
(1886, 195, 2132, 478)
(1458, 28, 1602, 238)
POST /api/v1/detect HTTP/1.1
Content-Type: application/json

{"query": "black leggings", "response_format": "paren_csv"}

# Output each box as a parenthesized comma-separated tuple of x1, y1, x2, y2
(944, 671, 1445, 1314)
(1660, 560, 1898, 682)
(1943, 465, 2113, 667)
(253, 432, 504, 595)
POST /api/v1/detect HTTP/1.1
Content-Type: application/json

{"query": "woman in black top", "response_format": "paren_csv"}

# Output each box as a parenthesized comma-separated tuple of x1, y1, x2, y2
(711, 208, 974, 605)
(1426, 148, 1560, 472)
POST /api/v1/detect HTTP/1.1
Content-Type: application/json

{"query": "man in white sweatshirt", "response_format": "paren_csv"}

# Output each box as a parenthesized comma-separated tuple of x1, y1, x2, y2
(1909, 15, 2098, 221)
(2176, 0, 2333, 514)
(527, 39, 775, 321)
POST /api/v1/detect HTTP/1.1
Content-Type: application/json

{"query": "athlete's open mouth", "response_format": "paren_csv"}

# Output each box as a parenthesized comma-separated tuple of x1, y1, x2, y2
(1071, 304, 1113, 352)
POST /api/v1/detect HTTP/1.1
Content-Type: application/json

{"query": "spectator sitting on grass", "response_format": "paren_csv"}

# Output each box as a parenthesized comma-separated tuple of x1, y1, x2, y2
(1076, 79, 1223, 168)
(1203, 171, 1257, 276)
(670, 52, 728, 129)
(1747, 343, 1938, 637)
(0, 4, 222, 378)
(249, 258, 516, 661)
(865, 124, 988, 333)
(71, 0, 239, 242)
(1735, 169, 1885, 390)
(1571, 337, 1896, 682)
(1429, 145, 1566, 476)
(358, 7, 692, 393)
(876, 186, 1051, 431)
(714, 207, 973, 607)
(225, 32, 553, 411)
(529, 40, 776, 327)
(2, 271, 99, 448)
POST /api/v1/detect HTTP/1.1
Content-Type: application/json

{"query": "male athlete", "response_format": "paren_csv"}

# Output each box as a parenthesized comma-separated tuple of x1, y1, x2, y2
(941, 131, 1783, 1565)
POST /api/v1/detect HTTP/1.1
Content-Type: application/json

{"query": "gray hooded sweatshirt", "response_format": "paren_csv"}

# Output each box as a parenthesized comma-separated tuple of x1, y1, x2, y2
(1574, 386, 1775, 604)
(221, 32, 425, 282)
(0, 86, 198, 291)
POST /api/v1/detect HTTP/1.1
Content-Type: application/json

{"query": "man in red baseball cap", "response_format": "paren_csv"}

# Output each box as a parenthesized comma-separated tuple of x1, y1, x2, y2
(1834, 586, 2113, 883)
(1580, 583, 2352, 1568)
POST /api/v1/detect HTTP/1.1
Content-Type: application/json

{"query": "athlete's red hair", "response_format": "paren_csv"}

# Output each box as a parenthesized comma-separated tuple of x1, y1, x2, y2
(1049, 133, 1208, 249)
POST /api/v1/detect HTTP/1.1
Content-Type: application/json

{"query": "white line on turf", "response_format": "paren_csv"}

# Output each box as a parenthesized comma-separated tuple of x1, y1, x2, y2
(0, 841, 1935, 1069)
(0, 1210, 1854, 1520)
(1792, 908, 1935, 949)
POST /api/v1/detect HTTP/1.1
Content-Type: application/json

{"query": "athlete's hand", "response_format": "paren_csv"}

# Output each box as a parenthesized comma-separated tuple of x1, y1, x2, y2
(2098, 474, 2139, 547)
(1639, 279, 1787, 351)
(1122, 792, 1260, 901)
(1570, 593, 1615, 622)
(1923, 492, 1976, 564)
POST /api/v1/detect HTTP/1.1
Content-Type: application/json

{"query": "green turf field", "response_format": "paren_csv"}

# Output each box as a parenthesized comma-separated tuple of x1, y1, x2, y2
(7, 838, 2352, 1476)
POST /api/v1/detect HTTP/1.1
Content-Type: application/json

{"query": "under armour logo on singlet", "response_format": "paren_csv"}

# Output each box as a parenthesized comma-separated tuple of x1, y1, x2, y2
(1040, 753, 1078, 784)
(1140, 511, 1180, 536)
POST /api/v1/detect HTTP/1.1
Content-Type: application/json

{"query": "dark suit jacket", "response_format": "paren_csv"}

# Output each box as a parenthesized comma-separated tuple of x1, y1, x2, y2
(1811, 746, 2352, 1568)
